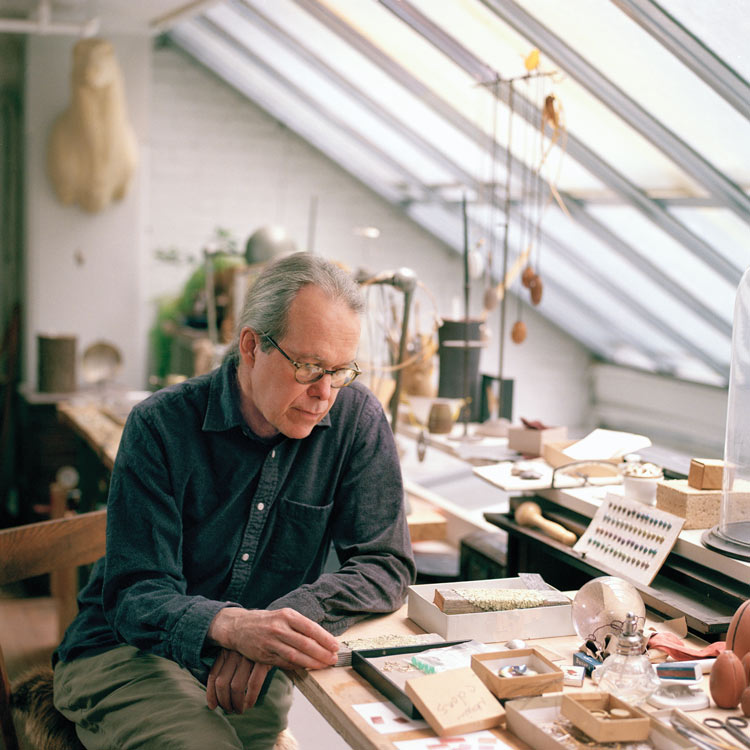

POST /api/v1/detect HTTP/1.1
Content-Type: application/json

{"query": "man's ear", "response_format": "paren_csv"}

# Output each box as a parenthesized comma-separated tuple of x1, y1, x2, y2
(239, 328, 259, 366)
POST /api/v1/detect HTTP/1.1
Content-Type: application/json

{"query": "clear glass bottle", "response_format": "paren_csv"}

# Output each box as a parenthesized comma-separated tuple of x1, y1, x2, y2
(597, 612, 660, 705)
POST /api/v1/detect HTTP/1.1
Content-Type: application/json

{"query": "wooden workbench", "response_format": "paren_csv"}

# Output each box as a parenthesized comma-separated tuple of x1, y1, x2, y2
(291, 605, 740, 750)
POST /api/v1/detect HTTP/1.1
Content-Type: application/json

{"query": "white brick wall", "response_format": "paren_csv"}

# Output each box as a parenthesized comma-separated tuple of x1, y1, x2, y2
(21, 37, 591, 427)
(147, 43, 593, 428)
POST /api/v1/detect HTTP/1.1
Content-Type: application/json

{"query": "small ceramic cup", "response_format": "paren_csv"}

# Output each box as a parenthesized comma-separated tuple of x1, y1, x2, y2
(427, 402, 454, 434)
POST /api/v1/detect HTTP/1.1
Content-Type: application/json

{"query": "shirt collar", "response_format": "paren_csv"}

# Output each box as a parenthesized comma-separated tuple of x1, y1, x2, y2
(202, 356, 332, 434)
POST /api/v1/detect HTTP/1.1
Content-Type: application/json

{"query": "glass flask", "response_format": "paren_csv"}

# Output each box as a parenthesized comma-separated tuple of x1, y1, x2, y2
(571, 576, 645, 649)
(597, 612, 660, 705)
(703, 267, 750, 560)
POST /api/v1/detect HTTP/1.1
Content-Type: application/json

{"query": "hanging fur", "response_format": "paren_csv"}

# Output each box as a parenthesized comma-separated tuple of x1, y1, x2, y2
(10, 666, 84, 750)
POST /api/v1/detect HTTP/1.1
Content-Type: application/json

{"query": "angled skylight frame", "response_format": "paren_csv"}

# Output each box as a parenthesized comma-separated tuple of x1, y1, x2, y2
(370, 0, 737, 336)
(168, 0, 741, 387)
(610, 0, 750, 121)
(479, 0, 750, 222)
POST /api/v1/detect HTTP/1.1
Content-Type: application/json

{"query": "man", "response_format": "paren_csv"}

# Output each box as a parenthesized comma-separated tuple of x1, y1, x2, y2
(53, 253, 416, 749)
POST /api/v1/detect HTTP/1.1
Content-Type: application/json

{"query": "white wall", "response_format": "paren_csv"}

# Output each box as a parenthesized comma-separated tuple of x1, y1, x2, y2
(24, 34, 151, 389)
(147, 43, 592, 428)
(591, 363, 727, 456)
(22, 38, 592, 428)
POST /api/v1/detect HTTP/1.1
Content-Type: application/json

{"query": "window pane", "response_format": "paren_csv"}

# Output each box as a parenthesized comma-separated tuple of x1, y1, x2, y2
(511, 0, 750, 185)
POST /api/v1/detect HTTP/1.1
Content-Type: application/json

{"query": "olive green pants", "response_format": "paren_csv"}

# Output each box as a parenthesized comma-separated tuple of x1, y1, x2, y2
(53, 645, 293, 750)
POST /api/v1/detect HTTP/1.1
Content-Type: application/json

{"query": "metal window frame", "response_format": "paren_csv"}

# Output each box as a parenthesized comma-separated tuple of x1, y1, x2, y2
(477, 0, 750, 222)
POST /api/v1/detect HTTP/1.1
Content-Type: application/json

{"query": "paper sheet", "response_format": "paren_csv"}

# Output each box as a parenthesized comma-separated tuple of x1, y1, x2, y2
(394, 729, 512, 749)
(561, 428, 651, 461)
(352, 701, 428, 734)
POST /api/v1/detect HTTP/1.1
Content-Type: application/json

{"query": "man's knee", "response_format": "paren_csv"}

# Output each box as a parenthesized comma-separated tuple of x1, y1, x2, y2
(54, 646, 244, 750)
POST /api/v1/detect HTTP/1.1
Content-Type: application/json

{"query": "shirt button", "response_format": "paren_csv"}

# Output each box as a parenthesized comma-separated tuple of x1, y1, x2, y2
(241, 553, 250, 562)
(257, 502, 265, 511)
(271, 450, 276, 459)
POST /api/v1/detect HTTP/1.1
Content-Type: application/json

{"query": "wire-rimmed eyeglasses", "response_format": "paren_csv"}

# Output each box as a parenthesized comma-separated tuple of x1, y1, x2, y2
(261, 333, 360, 388)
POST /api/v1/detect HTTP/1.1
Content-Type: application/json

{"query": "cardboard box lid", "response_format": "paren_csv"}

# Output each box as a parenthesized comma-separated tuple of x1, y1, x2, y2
(404, 667, 504, 736)
(543, 441, 622, 478)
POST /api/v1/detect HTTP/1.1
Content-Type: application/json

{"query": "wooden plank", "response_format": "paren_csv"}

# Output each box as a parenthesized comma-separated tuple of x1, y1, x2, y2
(0, 510, 107, 586)
(433, 588, 484, 613)
(406, 497, 447, 542)
(57, 402, 123, 472)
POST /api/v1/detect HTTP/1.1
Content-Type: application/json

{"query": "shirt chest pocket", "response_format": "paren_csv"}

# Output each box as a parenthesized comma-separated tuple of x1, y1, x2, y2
(266, 497, 334, 573)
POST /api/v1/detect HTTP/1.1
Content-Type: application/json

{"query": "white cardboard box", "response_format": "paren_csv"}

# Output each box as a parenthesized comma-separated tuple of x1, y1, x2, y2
(407, 577, 575, 642)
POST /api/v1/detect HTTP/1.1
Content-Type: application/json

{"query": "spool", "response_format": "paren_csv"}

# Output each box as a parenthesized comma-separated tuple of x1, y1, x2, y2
(37, 334, 77, 393)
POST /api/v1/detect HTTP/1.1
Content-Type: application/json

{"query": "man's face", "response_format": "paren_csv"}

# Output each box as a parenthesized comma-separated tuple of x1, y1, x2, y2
(239, 284, 361, 439)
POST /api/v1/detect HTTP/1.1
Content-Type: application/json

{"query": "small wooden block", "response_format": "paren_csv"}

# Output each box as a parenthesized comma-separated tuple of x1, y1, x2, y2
(404, 667, 504, 736)
(433, 588, 484, 614)
(407, 497, 447, 542)
(687, 458, 724, 490)
(434, 587, 568, 614)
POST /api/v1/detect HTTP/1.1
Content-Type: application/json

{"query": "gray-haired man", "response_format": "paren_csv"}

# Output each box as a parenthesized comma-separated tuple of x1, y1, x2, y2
(53, 253, 416, 749)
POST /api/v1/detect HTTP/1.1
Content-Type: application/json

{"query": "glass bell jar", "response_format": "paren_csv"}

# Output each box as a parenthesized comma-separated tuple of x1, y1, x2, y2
(703, 267, 750, 560)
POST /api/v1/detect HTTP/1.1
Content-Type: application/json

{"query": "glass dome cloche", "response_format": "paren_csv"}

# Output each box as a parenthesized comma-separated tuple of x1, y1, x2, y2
(703, 267, 750, 560)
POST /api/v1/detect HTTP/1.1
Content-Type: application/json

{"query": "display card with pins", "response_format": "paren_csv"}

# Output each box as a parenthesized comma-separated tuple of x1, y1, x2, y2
(573, 494, 685, 585)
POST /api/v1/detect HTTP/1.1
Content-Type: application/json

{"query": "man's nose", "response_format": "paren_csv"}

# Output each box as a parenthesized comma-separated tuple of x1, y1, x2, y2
(307, 373, 332, 399)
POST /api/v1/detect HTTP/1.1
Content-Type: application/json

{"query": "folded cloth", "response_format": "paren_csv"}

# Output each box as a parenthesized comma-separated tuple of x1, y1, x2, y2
(647, 631, 725, 660)
(520, 417, 549, 430)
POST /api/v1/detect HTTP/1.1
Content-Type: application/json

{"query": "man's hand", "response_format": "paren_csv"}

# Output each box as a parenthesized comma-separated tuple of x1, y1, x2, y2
(207, 607, 339, 670)
(207, 649, 272, 714)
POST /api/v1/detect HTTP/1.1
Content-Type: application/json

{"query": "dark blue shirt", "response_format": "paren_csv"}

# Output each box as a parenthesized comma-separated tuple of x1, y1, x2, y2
(56, 357, 415, 679)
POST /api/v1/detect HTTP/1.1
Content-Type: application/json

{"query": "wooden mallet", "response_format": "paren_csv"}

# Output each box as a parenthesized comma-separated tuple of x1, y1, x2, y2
(514, 501, 577, 546)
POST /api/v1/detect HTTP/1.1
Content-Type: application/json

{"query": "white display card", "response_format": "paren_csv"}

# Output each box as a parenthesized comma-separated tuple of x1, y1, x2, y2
(573, 494, 684, 585)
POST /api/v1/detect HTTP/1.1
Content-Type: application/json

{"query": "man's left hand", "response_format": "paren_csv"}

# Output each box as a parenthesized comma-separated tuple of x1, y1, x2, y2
(207, 648, 272, 714)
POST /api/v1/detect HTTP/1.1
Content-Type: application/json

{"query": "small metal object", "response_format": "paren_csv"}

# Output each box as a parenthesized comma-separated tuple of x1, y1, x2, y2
(416, 430, 427, 462)
(499, 664, 528, 678)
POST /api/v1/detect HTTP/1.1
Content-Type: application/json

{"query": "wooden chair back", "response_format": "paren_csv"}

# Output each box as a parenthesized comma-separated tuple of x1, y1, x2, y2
(0, 509, 106, 750)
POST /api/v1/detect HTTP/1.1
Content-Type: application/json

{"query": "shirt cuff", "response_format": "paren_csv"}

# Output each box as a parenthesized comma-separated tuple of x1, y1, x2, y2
(170, 597, 243, 674)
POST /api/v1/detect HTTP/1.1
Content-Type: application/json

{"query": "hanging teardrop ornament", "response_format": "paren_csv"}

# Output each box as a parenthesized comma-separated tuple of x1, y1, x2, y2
(529, 275, 544, 306)
(511, 320, 527, 344)
(521, 265, 537, 289)
(524, 49, 540, 71)
(483, 286, 499, 312)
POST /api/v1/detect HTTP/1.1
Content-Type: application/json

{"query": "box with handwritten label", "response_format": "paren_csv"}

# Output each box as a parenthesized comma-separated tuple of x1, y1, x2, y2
(404, 667, 505, 736)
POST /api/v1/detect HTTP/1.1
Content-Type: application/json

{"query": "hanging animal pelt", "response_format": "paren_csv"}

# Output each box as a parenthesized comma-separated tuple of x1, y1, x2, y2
(47, 38, 138, 213)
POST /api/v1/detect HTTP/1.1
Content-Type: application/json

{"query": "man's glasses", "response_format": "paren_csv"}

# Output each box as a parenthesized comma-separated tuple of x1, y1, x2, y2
(261, 333, 360, 388)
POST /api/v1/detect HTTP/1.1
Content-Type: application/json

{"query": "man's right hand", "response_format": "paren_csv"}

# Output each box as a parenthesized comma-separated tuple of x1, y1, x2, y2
(207, 607, 339, 670)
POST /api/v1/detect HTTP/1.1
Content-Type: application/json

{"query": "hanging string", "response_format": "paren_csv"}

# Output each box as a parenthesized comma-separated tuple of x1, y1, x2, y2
(488, 77, 502, 288)
(498, 79, 515, 384)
